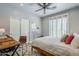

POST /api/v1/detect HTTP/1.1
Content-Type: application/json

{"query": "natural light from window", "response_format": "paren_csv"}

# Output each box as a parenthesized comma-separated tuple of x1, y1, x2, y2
(49, 14, 68, 38)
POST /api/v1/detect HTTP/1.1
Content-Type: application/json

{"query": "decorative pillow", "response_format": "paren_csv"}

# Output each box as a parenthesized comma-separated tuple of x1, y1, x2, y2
(65, 35, 74, 44)
(71, 33, 79, 48)
(60, 34, 68, 42)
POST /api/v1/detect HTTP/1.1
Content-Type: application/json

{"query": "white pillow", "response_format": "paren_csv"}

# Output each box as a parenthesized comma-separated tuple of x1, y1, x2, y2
(71, 33, 79, 48)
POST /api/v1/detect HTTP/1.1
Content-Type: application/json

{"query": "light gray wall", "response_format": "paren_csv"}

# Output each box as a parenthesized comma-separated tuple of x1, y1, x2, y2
(41, 17, 49, 36)
(0, 14, 10, 34)
(41, 7, 79, 36)
(0, 6, 42, 36)
(69, 7, 79, 34)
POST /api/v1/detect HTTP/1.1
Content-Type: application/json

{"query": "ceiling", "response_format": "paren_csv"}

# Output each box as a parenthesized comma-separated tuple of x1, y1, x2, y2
(0, 3, 79, 17)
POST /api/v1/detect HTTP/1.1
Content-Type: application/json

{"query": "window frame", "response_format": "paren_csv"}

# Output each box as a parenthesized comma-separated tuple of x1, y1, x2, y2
(49, 13, 69, 38)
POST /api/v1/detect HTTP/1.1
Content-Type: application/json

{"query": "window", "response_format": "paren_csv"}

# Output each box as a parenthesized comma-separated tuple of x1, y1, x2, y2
(49, 14, 68, 38)
(31, 23, 37, 31)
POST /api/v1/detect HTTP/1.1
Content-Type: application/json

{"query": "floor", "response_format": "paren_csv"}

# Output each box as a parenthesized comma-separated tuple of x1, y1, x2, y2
(0, 43, 42, 56)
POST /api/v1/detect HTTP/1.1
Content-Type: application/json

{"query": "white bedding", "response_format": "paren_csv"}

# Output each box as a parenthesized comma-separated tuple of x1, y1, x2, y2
(32, 36, 79, 56)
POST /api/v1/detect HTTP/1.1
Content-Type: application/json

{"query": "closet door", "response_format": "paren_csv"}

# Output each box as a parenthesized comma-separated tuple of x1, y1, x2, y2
(21, 19, 29, 42)
(10, 17, 20, 41)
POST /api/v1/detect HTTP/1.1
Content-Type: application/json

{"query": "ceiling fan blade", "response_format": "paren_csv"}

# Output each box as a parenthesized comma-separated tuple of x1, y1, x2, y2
(35, 8, 43, 12)
(37, 3, 44, 7)
(45, 3, 52, 7)
(46, 6, 56, 10)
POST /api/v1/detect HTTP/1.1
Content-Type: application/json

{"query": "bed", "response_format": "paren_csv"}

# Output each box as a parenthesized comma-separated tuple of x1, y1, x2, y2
(31, 36, 79, 56)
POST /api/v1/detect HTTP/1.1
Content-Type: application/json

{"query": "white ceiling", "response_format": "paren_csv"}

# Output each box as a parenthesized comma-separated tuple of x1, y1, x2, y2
(0, 3, 79, 17)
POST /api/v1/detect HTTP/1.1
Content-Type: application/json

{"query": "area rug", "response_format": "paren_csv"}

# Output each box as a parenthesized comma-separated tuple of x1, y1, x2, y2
(16, 43, 41, 56)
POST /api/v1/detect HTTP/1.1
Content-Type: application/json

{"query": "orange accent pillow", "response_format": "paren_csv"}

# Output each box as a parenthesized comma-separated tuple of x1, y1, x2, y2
(65, 35, 74, 44)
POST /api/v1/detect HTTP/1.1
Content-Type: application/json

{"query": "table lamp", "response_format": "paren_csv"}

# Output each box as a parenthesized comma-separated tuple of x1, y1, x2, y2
(0, 28, 5, 35)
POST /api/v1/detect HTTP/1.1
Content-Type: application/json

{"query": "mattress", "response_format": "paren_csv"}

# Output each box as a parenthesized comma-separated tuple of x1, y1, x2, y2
(32, 36, 79, 56)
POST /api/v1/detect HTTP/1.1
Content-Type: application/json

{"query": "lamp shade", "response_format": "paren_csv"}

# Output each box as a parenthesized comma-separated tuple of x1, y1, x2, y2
(0, 28, 5, 35)
(0, 28, 5, 32)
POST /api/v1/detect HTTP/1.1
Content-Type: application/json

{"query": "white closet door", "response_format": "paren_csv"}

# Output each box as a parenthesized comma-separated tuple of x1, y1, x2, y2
(21, 19, 29, 42)
(10, 17, 20, 41)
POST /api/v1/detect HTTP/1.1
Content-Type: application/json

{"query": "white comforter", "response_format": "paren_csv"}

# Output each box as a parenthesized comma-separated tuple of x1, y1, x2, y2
(32, 36, 79, 56)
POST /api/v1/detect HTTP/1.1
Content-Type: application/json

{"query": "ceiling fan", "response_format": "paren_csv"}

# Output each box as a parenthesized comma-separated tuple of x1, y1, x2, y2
(36, 3, 56, 14)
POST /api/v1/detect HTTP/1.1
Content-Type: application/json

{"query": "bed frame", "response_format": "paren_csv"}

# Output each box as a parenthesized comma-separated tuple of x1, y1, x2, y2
(31, 46, 55, 56)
